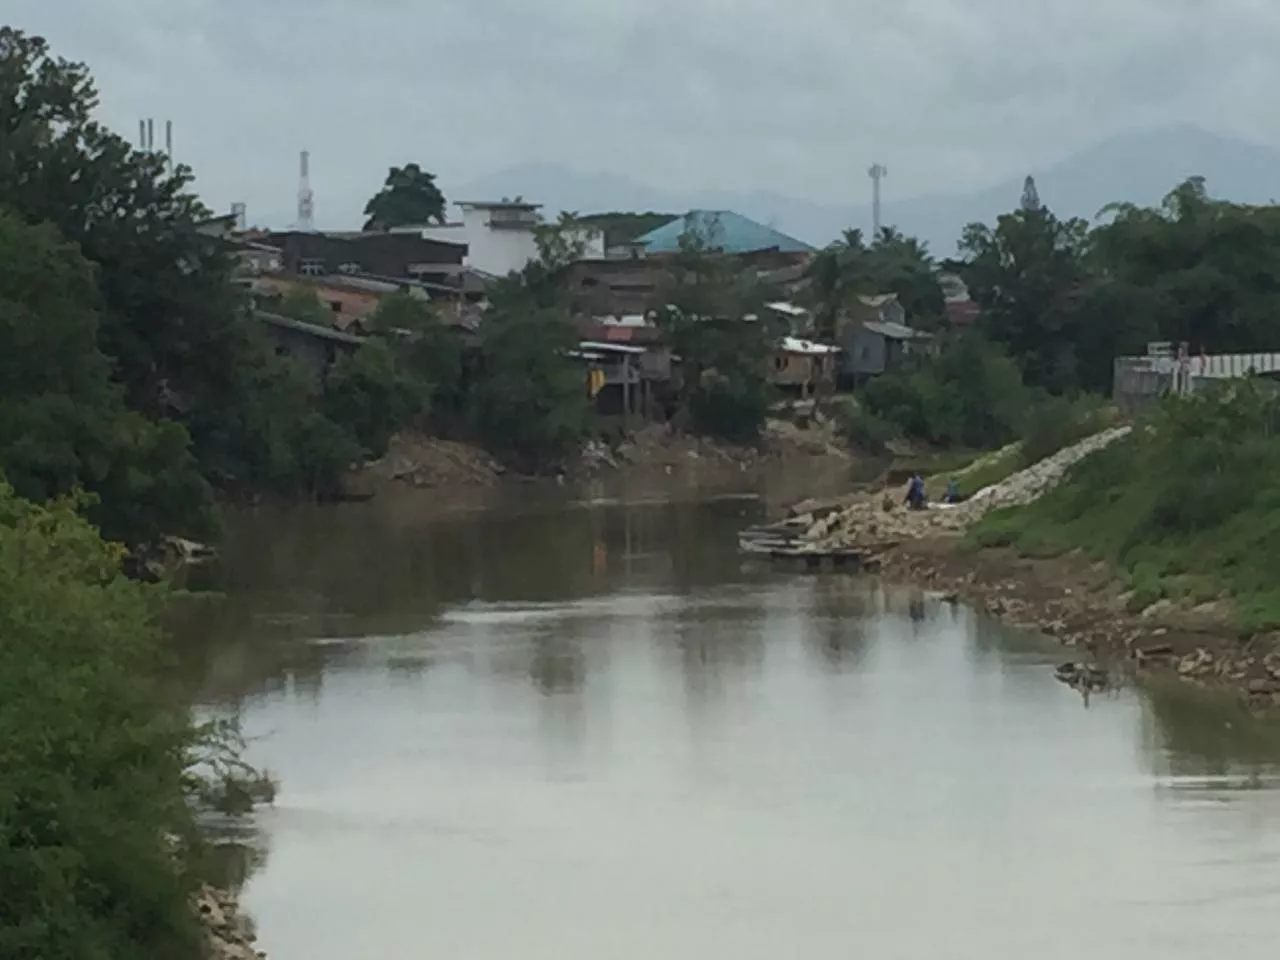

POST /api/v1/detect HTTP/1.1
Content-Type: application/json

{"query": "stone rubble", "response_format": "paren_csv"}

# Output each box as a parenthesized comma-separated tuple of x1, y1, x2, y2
(194, 884, 265, 960)
(796, 426, 1133, 549)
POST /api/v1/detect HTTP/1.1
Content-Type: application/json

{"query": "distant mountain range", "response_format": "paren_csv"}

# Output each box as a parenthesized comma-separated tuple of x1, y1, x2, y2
(449, 126, 1280, 256)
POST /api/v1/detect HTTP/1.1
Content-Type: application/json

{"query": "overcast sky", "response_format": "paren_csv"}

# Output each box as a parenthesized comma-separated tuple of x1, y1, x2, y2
(10, 0, 1280, 228)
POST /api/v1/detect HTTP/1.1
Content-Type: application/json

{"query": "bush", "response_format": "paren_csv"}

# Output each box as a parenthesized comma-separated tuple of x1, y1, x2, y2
(1018, 393, 1107, 465)
(0, 481, 203, 959)
(833, 397, 896, 454)
(969, 382, 1280, 631)
(861, 333, 1027, 449)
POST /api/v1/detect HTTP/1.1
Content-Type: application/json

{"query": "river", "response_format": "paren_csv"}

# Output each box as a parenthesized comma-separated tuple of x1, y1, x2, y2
(176, 483, 1280, 959)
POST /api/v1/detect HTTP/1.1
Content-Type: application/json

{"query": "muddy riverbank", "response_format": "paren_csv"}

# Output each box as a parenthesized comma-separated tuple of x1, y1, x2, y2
(760, 426, 1280, 710)
(880, 537, 1280, 710)
(351, 418, 859, 496)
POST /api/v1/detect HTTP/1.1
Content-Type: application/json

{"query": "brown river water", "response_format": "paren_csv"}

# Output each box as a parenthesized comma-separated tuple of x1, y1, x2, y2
(175, 479, 1280, 959)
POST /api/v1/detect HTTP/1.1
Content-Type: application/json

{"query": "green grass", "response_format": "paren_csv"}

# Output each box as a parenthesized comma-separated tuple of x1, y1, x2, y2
(970, 385, 1280, 633)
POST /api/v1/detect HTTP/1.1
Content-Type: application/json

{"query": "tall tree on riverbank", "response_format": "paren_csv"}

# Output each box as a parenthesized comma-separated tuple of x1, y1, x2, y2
(0, 208, 216, 543)
(806, 226, 944, 334)
(0, 28, 411, 531)
(363, 163, 448, 230)
(1089, 176, 1280, 356)
(0, 481, 271, 959)
(654, 233, 777, 442)
(959, 202, 1091, 393)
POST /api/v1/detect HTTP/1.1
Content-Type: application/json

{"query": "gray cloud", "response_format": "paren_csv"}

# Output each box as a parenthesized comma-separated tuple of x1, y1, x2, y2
(7, 0, 1280, 227)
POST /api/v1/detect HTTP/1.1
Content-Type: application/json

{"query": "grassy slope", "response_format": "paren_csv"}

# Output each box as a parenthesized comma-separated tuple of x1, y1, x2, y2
(970, 388, 1280, 632)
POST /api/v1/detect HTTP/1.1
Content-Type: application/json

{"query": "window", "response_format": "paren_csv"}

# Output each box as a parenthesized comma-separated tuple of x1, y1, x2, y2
(774, 355, 787, 372)
(328, 301, 342, 314)
(299, 258, 325, 276)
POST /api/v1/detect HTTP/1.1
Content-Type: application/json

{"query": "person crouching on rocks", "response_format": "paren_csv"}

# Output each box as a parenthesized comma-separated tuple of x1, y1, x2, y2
(905, 474, 926, 510)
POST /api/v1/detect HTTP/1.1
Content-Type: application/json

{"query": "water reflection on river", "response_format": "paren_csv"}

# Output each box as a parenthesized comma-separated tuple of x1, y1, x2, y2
(176, 484, 1280, 959)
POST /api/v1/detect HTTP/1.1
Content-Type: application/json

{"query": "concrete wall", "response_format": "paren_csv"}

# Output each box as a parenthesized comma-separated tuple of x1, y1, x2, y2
(427, 210, 605, 278)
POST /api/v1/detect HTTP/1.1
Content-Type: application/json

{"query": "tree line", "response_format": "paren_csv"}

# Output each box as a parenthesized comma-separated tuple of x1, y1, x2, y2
(7, 25, 1280, 553)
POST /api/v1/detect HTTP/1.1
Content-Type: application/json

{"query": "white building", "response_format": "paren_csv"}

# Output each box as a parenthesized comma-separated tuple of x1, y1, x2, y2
(413, 200, 604, 278)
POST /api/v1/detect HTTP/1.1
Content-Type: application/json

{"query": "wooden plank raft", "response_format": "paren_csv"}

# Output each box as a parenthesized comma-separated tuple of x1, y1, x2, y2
(738, 525, 897, 572)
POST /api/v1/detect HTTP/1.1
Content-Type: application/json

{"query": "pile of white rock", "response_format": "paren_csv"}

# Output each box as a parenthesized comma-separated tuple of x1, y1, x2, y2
(194, 884, 265, 960)
(802, 425, 1133, 547)
(957, 425, 1132, 516)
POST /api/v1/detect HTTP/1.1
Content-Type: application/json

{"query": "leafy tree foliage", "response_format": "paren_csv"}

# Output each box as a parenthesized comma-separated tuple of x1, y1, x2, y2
(0, 208, 216, 544)
(271, 283, 337, 327)
(0, 482, 218, 959)
(469, 279, 590, 470)
(806, 226, 945, 334)
(0, 29, 248, 427)
(958, 204, 1091, 393)
(324, 340, 426, 458)
(363, 163, 447, 230)
(654, 235, 777, 442)
(1089, 176, 1280, 355)
(369, 292, 465, 418)
(861, 333, 1028, 449)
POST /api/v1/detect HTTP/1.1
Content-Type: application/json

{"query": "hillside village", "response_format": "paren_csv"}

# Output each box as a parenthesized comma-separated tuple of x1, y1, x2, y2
(206, 197, 982, 424)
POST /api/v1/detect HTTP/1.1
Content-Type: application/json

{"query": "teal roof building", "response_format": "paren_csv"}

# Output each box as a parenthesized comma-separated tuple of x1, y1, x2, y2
(635, 210, 814, 255)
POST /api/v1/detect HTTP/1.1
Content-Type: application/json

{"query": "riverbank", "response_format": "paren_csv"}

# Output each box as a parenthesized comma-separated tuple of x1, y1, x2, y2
(883, 537, 1280, 710)
(353, 418, 858, 495)
(767, 420, 1280, 711)
(196, 885, 265, 960)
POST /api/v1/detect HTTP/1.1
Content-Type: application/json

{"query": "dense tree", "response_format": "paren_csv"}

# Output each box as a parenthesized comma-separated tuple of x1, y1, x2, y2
(469, 278, 590, 470)
(654, 234, 777, 442)
(362, 163, 447, 230)
(0, 208, 216, 544)
(0, 29, 248, 426)
(0, 481, 267, 959)
(1088, 177, 1280, 356)
(271, 283, 336, 327)
(0, 28, 423, 525)
(958, 203, 1091, 392)
(806, 226, 945, 334)
(369, 292, 465, 418)
(323, 340, 426, 458)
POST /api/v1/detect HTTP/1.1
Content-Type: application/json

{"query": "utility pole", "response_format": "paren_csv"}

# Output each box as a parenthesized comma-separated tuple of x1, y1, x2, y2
(297, 150, 315, 232)
(868, 163, 887, 238)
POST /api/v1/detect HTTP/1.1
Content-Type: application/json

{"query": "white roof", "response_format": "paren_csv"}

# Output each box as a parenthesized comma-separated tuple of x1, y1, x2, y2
(781, 336, 840, 356)
(578, 340, 648, 355)
(766, 301, 809, 317)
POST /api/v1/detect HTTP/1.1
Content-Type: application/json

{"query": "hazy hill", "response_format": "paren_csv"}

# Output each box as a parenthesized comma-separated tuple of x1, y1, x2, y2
(449, 126, 1280, 256)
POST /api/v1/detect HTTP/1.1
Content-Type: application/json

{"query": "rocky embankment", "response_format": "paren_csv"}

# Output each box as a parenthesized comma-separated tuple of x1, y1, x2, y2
(793, 426, 1132, 549)
(195, 885, 266, 960)
(770, 426, 1280, 710)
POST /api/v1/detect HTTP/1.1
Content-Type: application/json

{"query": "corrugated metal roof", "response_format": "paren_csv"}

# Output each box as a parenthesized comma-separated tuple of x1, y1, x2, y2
(635, 211, 814, 255)
(255, 311, 365, 345)
(857, 293, 899, 308)
(863, 320, 928, 341)
(766, 301, 809, 317)
(781, 337, 839, 355)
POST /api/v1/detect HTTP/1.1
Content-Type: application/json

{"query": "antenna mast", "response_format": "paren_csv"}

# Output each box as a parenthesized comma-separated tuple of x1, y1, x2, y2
(868, 164, 887, 237)
(297, 150, 315, 232)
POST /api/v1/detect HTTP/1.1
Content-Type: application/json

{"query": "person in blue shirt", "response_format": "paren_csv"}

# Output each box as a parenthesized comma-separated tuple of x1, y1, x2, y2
(945, 478, 960, 504)
(905, 474, 926, 510)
